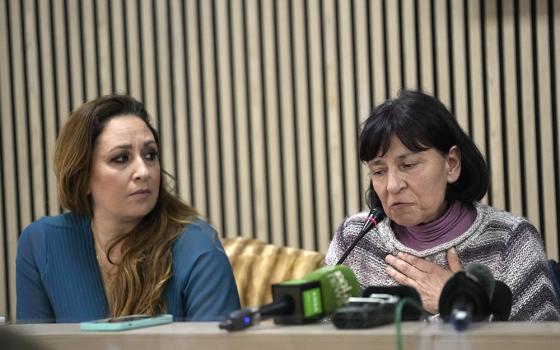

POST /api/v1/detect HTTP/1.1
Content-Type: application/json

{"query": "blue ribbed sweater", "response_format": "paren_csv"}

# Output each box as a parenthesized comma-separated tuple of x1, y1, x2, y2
(16, 213, 240, 323)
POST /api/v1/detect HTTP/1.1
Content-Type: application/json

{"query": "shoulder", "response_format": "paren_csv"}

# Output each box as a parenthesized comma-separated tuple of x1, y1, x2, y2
(19, 213, 88, 244)
(173, 218, 224, 255)
(473, 202, 537, 235)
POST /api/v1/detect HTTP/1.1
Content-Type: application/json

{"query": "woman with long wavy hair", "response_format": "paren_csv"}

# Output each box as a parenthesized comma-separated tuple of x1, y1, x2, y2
(16, 94, 240, 323)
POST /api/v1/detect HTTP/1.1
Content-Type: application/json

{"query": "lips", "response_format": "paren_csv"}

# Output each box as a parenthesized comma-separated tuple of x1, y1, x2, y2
(131, 189, 151, 196)
(389, 202, 412, 209)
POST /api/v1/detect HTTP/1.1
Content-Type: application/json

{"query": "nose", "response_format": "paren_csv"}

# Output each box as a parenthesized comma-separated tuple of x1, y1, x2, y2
(386, 169, 406, 194)
(133, 157, 150, 181)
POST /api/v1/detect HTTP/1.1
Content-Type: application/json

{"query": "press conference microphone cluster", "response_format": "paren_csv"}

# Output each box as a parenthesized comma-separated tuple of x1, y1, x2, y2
(337, 208, 386, 265)
(219, 265, 361, 331)
(439, 263, 512, 331)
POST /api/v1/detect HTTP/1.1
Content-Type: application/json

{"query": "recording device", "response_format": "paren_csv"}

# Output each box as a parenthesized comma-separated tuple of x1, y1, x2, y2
(439, 263, 512, 331)
(219, 265, 361, 331)
(332, 285, 423, 329)
(337, 208, 386, 265)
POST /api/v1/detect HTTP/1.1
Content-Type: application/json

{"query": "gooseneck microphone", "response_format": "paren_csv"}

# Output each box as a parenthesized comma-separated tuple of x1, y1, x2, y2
(219, 265, 361, 331)
(337, 208, 386, 265)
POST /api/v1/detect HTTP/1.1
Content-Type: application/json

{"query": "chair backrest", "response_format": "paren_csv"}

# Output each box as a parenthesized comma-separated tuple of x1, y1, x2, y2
(222, 237, 325, 308)
(547, 260, 560, 302)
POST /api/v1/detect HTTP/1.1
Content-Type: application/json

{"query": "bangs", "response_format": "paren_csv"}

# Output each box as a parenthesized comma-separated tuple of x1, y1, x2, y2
(359, 112, 432, 162)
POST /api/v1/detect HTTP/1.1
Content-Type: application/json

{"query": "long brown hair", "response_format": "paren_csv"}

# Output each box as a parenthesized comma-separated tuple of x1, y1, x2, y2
(54, 94, 198, 317)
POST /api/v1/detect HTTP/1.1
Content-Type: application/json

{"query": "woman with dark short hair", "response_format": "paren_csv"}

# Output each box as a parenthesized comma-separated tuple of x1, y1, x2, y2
(326, 90, 560, 321)
(16, 95, 240, 323)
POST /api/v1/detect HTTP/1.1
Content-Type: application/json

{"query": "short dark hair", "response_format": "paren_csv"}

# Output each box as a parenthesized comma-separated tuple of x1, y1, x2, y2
(359, 90, 489, 209)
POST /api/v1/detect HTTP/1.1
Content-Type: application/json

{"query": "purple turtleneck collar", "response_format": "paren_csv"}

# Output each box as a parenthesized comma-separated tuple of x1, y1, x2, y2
(392, 201, 477, 251)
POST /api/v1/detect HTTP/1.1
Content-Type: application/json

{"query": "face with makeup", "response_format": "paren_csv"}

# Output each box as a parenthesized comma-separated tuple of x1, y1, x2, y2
(88, 115, 161, 225)
(367, 135, 461, 227)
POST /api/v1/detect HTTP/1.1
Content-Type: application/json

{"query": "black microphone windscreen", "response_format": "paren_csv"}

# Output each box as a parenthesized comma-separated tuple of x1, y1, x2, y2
(490, 281, 512, 321)
(465, 263, 495, 299)
(439, 270, 492, 322)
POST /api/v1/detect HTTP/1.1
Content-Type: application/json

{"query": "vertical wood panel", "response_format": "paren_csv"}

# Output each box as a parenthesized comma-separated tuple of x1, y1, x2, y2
(200, 0, 223, 233)
(110, 0, 127, 93)
(96, 0, 113, 95)
(385, 0, 402, 96)
(519, 0, 541, 231)
(501, 0, 523, 216)
(0, 0, 11, 319)
(38, 0, 60, 216)
(418, 0, 434, 94)
(276, 0, 300, 247)
(536, 0, 558, 257)
(307, 0, 331, 252)
(214, 0, 238, 237)
(434, 0, 450, 106)
(125, 0, 143, 100)
(451, 0, 469, 133)
(246, 0, 268, 242)
(23, 0, 47, 220)
(468, 0, 487, 205)
(353, 0, 373, 220)
(402, 0, 418, 89)
(260, 0, 283, 244)
(485, 0, 506, 210)
(323, 0, 345, 232)
(230, 0, 254, 237)
(170, 0, 190, 202)
(291, 0, 315, 250)
(338, 0, 360, 216)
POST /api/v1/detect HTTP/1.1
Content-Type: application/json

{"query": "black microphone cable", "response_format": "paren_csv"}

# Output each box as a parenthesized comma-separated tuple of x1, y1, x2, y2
(337, 208, 386, 265)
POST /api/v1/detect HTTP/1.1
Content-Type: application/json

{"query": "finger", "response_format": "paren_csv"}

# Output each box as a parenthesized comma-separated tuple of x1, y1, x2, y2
(386, 265, 417, 289)
(396, 252, 437, 273)
(447, 248, 463, 272)
(385, 254, 421, 278)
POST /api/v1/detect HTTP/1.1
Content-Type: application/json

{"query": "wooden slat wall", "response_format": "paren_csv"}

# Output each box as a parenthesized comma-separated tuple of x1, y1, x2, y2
(1, 0, 559, 321)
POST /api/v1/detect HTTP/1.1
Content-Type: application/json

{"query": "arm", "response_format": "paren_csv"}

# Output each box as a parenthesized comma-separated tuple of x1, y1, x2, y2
(501, 221, 560, 321)
(16, 223, 55, 323)
(177, 223, 240, 321)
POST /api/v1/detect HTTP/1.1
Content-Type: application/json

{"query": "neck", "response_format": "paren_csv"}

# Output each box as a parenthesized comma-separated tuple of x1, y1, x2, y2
(91, 215, 139, 249)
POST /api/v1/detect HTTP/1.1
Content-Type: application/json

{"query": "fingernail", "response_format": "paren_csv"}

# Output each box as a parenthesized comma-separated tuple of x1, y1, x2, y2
(450, 247, 457, 254)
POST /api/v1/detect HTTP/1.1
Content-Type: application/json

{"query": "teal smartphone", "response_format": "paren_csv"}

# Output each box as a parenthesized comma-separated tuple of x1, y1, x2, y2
(80, 314, 173, 332)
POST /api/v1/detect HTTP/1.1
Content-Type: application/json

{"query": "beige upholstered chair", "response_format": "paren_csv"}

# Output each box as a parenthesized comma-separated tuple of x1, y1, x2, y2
(222, 237, 325, 308)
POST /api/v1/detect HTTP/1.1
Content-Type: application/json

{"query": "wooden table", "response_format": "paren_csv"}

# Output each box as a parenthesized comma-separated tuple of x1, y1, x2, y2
(6, 320, 560, 350)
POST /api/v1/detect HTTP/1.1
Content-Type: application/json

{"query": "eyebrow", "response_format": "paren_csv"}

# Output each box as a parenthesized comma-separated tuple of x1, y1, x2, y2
(370, 151, 418, 165)
(108, 140, 157, 152)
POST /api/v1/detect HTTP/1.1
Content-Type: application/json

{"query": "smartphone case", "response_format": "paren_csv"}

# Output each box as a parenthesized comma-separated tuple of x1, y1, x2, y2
(80, 314, 173, 331)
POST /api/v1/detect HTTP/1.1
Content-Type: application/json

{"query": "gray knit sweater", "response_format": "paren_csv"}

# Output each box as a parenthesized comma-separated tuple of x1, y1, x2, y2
(325, 202, 560, 321)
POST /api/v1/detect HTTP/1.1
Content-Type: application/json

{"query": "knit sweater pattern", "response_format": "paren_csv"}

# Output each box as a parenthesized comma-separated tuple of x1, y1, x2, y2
(325, 202, 560, 321)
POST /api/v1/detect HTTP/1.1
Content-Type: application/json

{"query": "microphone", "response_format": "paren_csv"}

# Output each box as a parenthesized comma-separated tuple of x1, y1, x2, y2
(337, 208, 386, 265)
(332, 285, 423, 329)
(219, 265, 361, 331)
(439, 263, 511, 331)
(489, 280, 512, 321)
